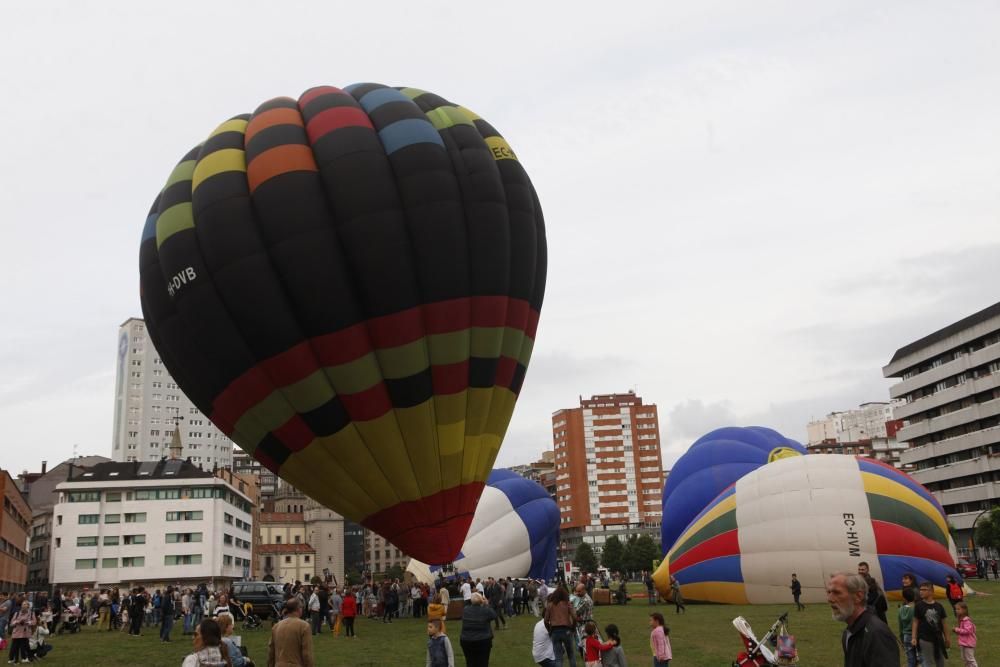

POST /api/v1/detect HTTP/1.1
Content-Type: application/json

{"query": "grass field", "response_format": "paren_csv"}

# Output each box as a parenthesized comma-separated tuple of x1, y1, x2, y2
(21, 581, 999, 666)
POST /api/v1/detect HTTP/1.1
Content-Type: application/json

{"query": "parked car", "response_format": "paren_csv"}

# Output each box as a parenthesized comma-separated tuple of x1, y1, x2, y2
(956, 558, 978, 578)
(231, 581, 285, 618)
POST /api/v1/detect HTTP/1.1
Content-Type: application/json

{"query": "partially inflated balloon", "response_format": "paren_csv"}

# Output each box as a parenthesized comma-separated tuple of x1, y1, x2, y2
(660, 427, 805, 553)
(139, 85, 546, 564)
(653, 455, 960, 604)
(407, 469, 559, 582)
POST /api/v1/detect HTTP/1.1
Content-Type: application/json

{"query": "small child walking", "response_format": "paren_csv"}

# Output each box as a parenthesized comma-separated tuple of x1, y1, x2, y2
(952, 601, 977, 667)
(582, 621, 614, 667)
(426, 618, 455, 667)
(649, 612, 672, 667)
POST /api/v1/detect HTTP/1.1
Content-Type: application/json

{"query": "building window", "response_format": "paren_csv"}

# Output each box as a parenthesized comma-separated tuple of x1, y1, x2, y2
(166, 533, 202, 543)
(275, 536, 282, 544)
(67, 491, 101, 503)
(164, 554, 202, 566)
(304, 555, 310, 563)
(103, 536, 120, 546)
(294, 535, 301, 544)
(122, 557, 144, 567)
(105, 514, 120, 524)
(75, 559, 97, 570)
(285, 556, 292, 564)
(124, 535, 146, 545)
(124, 513, 146, 523)
(101, 558, 118, 568)
(224, 535, 233, 546)
(166, 511, 203, 521)
(76, 536, 98, 547)
(105, 492, 122, 502)
(78, 514, 99, 525)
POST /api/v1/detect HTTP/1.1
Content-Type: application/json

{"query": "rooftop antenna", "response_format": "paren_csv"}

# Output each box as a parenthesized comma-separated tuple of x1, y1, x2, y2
(72, 443, 79, 459)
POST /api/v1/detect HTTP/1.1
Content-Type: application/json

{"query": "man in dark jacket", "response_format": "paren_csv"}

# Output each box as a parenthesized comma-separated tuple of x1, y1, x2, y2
(827, 572, 898, 667)
(128, 587, 146, 635)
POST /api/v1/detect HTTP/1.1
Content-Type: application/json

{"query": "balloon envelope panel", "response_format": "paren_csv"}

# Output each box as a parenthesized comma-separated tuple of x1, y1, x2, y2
(660, 427, 805, 553)
(407, 469, 559, 581)
(655, 455, 960, 604)
(138, 85, 546, 564)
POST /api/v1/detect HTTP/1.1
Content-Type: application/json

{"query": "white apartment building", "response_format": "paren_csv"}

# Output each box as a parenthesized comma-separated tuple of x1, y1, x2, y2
(806, 402, 898, 445)
(883, 301, 1000, 555)
(51, 459, 253, 588)
(113, 318, 234, 468)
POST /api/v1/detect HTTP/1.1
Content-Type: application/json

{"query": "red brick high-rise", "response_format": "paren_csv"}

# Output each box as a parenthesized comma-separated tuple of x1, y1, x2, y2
(552, 392, 664, 535)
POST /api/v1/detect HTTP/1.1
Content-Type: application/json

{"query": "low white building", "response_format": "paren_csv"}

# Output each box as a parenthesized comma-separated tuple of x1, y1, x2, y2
(51, 459, 253, 589)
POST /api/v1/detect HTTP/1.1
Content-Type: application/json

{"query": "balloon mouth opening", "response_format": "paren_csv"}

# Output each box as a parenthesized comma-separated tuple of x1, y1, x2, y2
(361, 482, 485, 565)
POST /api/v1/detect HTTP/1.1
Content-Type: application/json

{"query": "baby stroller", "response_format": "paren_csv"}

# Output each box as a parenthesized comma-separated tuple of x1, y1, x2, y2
(732, 612, 798, 666)
(238, 603, 266, 631)
(60, 605, 82, 634)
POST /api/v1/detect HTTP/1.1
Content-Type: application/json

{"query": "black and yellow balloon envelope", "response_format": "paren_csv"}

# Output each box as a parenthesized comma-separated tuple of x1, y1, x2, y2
(138, 84, 546, 564)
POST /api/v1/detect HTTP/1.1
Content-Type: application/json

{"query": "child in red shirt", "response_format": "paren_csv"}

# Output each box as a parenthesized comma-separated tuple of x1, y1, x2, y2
(583, 620, 614, 667)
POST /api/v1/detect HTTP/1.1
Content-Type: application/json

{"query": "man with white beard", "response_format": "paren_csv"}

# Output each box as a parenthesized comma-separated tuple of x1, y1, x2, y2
(826, 572, 899, 667)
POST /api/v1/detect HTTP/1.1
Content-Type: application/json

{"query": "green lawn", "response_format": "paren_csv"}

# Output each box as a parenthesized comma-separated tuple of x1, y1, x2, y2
(25, 581, 999, 666)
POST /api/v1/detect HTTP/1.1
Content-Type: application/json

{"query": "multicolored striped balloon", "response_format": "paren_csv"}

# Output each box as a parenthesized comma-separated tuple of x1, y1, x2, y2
(653, 454, 960, 604)
(139, 84, 546, 564)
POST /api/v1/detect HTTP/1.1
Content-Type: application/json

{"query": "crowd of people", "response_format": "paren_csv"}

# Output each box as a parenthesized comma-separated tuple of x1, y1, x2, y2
(826, 561, 981, 667)
(0, 562, 991, 666)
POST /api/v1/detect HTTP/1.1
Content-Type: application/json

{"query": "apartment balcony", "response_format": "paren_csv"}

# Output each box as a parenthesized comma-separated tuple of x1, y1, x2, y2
(897, 398, 1000, 443)
(907, 453, 1000, 485)
(894, 373, 1000, 421)
(890, 356, 971, 400)
(935, 481, 1000, 508)
(901, 427, 1000, 466)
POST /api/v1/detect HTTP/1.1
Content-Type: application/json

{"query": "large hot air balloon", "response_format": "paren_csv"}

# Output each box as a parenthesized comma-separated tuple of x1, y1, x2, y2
(653, 455, 961, 604)
(138, 84, 546, 564)
(407, 469, 559, 582)
(660, 427, 805, 553)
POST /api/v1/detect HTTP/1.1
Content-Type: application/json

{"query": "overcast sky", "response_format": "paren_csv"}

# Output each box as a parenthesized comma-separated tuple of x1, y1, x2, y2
(2, 1, 999, 478)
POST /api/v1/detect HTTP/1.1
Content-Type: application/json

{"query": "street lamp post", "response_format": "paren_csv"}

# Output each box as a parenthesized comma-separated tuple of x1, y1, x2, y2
(969, 506, 997, 564)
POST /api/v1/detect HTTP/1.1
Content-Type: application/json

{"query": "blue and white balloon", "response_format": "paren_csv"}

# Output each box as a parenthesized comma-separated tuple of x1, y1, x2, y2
(407, 469, 559, 582)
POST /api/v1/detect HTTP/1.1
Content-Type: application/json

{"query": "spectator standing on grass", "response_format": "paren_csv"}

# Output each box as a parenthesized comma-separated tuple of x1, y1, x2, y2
(669, 576, 685, 614)
(182, 588, 194, 635)
(340, 589, 357, 639)
(459, 593, 496, 667)
(182, 618, 231, 667)
(827, 571, 898, 667)
(8, 600, 36, 664)
(544, 586, 577, 667)
(532, 618, 557, 667)
(307, 587, 321, 635)
(899, 587, 917, 667)
(790, 574, 804, 611)
(649, 612, 671, 667)
(160, 586, 175, 642)
(216, 613, 247, 667)
(952, 601, 977, 667)
(582, 621, 614, 667)
(946, 575, 964, 612)
(600, 624, 627, 667)
(328, 587, 342, 636)
(267, 598, 313, 667)
(644, 571, 655, 605)
(461, 578, 473, 606)
(427, 591, 447, 635)
(913, 580, 949, 667)
(426, 618, 455, 667)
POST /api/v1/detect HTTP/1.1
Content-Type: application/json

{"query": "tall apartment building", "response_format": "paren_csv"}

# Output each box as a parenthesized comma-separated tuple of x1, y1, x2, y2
(883, 301, 1000, 554)
(551, 391, 664, 556)
(51, 459, 254, 588)
(232, 449, 277, 507)
(0, 470, 31, 592)
(112, 318, 233, 468)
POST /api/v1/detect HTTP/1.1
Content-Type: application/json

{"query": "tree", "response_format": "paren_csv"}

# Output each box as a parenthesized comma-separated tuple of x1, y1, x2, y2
(387, 564, 405, 581)
(626, 534, 661, 574)
(344, 568, 363, 586)
(310, 575, 323, 586)
(601, 535, 625, 575)
(575, 542, 599, 575)
(975, 507, 1000, 551)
